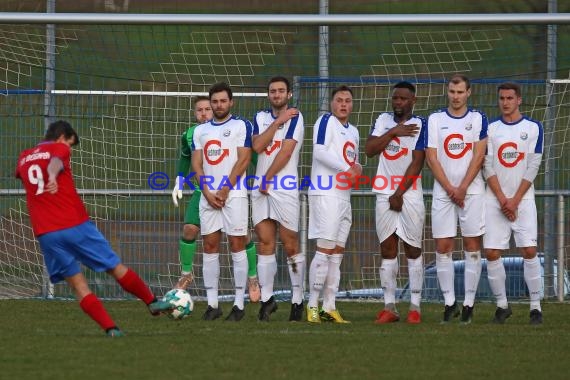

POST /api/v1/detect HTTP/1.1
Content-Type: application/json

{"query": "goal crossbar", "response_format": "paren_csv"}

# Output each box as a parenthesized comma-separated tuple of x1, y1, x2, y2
(0, 12, 569, 25)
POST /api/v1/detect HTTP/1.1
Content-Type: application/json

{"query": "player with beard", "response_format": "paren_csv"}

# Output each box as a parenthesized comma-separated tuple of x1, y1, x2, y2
(251, 76, 305, 322)
(192, 82, 253, 321)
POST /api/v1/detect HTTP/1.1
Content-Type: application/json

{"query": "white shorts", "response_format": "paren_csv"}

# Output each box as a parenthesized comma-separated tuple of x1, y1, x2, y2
(251, 190, 299, 232)
(375, 194, 425, 248)
(308, 195, 352, 247)
(483, 197, 538, 249)
(199, 196, 248, 236)
(431, 193, 485, 238)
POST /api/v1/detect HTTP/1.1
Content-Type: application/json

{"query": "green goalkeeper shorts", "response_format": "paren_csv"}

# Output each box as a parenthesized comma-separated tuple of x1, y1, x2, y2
(183, 189, 201, 226)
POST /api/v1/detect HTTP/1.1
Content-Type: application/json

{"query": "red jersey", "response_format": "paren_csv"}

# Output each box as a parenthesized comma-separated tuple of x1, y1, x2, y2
(15, 141, 89, 236)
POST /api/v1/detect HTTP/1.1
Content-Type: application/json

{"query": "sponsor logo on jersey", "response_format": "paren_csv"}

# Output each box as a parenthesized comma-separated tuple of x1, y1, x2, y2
(497, 142, 525, 167)
(264, 140, 282, 156)
(443, 133, 472, 159)
(382, 137, 408, 160)
(342, 141, 357, 165)
(204, 140, 229, 165)
(465, 123, 472, 131)
(520, 132, 528, 140)
(223, 129, 231, 137)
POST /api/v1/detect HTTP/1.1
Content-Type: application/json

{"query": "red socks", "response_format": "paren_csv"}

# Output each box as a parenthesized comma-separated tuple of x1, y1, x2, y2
(116, 268, 155, 305)
(79, 293, 116, 331)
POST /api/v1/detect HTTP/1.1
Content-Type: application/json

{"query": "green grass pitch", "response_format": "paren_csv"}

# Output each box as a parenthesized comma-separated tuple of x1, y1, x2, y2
(1, 300, 569, 380)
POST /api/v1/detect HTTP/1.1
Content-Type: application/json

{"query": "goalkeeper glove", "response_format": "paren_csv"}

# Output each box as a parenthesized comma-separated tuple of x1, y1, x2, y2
(172, 176, 184, 207)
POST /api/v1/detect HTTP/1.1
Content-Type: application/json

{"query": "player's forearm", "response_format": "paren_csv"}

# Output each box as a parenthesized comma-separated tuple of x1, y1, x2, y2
(252, 124, 279, 153)
(313, 144, 351, 172)
(226, 151, 252, 188)
(486, 175, 507, 203)
(47, 157, 64, 181)
(264, 149, 292, 181)
(426, 150, 452, 191)
(459, 140, 485, 190)
(191, 152, 206, 189)
(459, 153, 484, 190)
(364, 132, 394, 158)
(512, 179, 533, 205)
(394, 153, 424, 197)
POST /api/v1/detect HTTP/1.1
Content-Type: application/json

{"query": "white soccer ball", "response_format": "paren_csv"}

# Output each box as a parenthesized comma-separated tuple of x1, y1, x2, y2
(163, 289, 193, 320)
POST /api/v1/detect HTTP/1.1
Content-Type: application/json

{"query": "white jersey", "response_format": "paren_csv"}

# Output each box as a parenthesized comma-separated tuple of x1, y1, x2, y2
(309, 113, 360, 201)
(427, 108, 488, 198)
(369, 113, 427, 197)
(486, 116, 543, 200)
(252, 108, 304, 193)
(192, 115, 252, 198)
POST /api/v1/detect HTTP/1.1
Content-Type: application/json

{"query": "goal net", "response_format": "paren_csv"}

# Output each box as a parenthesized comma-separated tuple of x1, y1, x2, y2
(1, 4, 569, 301)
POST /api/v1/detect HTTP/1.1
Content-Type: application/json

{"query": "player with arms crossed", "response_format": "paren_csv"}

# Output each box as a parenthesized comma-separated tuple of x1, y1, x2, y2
(365, 81, 427, 324)
(171, 96, 260, 301)
(426, 74, 488, 323)
(251, 76, 305, 322)
(484, 82, 544, 325)
(15, 120, 172, 337)
(307, 85, 361, 324)
(192, 82, 253, 321)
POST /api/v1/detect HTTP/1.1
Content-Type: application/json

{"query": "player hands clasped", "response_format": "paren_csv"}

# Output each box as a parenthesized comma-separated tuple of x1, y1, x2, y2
(15, 121, 173, 337)
(365, 81, 427, 324)
(306, 85, 360, 324)
(426, 74, 488, 324)
(483, 82, 544, 325)
(192, 82, 254, 322)
(251, 76, 305, 322)
(171, 96, 260, 302)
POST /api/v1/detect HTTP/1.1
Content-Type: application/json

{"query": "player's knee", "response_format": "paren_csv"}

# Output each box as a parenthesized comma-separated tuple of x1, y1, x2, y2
(183, 224, 199, 241)
(521, 247, 537, 260)
(485, 249, 502, 261)
(404, 244, 422, 260)
(283, 240, 299, 256)
(228, 236, 247, 253)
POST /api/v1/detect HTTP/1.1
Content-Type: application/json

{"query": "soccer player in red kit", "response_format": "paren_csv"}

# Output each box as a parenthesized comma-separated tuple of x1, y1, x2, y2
(15, 120, 172, 337)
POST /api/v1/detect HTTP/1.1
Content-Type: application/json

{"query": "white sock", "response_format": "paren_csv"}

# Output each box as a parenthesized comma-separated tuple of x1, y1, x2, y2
(203, 253, 220, 308)
(487, 258, 508, 308)
(380, 257, 399, 306)
(524, 256, 542, 311)
(258, 254, 277, 302)
(407, 255, 423, 308)
(436, 252, 455, 306)
(231, 250, 248, 310)
(308, 251, 329, 308)
(463, 250, 482, 307)
(323, 253, 343, 312)
(288, 253, 306, 305)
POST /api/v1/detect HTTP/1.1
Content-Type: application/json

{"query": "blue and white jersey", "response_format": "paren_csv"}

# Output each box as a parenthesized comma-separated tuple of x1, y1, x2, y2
(369, 112, 427, 197)
(252, 108, 304, 193)
(193, 115, 252, 198)
(486, 116, 543, 200)
(427, 108, 488, 197)
(309, 113, 360, 200)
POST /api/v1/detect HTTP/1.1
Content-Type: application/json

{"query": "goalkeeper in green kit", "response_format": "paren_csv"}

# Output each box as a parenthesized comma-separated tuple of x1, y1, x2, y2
(171, 96, 261, 302)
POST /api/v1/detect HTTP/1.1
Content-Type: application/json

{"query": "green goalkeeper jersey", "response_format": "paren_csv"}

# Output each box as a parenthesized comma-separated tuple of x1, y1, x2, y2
(177, 122, 258, 177)
(177, 123, 198, 185)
